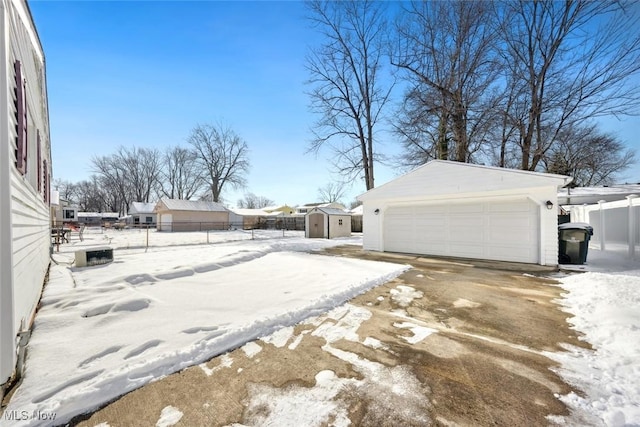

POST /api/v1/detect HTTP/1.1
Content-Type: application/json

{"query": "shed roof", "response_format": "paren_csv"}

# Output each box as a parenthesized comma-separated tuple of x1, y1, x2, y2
(129, 202, 156, 214)
(156, 198, 228, 212)
(358, 160, 571, 202)
(308, 207, 351, 216)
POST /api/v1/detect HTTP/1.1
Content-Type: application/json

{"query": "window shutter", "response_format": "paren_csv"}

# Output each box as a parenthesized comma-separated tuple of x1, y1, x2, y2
(14, 60, 28, 175)
(43, 160, 49, 204)
(37, 131, 42, 191)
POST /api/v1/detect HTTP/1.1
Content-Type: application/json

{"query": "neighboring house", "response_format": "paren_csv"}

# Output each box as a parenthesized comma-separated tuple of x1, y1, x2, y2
(229, 208, 269, 229)
(305, 207, 352, 239)
(357, 160, 571, 266)
(77, 212, 102, 227)
(100, 212, 119, 227)
(155, 198, 230, 232)
(263, 204, 295, 215)
(296, 202, 346, 214)
(558, 185, 640, 208)
(128, 202, 157, 227)
(49, 190, 78, 227)
(1, 0, 52, 396)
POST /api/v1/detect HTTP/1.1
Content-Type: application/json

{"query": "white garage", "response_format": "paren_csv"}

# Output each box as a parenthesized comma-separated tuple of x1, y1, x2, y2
(357, 161, 571, 266)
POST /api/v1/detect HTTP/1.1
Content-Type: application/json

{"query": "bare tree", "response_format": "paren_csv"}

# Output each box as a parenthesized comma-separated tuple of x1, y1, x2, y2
(306, 0, 393, 190)
(91, 153, 130, 214)
(91, 146, 162, 214)
(543, 124, 636, 186)
(317, 181, 347, 204)
(159, 146, 204, 200)
(391, 0, 500, 164)
(496, 0, 640, 171)
(188, 123, 250, 203)
(52, 179, 77, 203)
(75, 176, 110, 212)
(237, 193, 274, 209)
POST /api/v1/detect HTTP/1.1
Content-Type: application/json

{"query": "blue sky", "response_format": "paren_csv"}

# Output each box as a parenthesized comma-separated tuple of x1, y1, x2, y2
(29, 1, 640, 208)
(29, 0, 401, 207)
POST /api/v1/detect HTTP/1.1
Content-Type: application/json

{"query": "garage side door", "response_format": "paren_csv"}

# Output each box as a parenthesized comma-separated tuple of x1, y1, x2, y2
(383, 199, 539, 264)
(160, 213, 172, 232)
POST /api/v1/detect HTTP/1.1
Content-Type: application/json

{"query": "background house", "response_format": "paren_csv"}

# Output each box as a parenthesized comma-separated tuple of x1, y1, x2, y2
(295, 202, 346, 215)
(558, 185, 640, 208)
(1, 0, 52, 396)
(263, 204, 295, 215)
(229, 208, 269, 229)
(357, 160, 571, 266)
(128, 202, 157, 227)
(50, 190, 78, 228)
(155, 198, 230, 232)
(305, 207, 352, 239)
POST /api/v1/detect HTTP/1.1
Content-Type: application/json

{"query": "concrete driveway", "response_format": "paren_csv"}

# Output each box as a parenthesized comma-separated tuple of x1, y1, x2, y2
(71, 246, 589, 426)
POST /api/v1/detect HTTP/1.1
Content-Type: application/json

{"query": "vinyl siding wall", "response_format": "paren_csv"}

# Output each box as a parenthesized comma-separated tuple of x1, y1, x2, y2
(1, 0, 51, 385)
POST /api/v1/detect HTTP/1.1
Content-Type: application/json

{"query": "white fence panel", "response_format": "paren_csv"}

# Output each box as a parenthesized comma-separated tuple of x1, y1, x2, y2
(570, 195, 639, 259)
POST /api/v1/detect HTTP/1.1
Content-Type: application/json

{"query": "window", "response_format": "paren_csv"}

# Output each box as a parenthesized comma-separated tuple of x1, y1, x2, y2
(338, 219, 343, 226)
(145, 216, 153, 223)
(64, 209, 75, 219)
(14, 61, 28, 175)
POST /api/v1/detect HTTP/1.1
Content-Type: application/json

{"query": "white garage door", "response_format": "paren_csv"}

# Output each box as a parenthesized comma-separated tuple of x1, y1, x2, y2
(383, 199, 539, 264)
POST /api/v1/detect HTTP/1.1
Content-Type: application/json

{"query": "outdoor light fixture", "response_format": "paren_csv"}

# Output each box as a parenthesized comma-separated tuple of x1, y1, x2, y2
(546, 200, 554, 210)
(374, 208, 380, 215)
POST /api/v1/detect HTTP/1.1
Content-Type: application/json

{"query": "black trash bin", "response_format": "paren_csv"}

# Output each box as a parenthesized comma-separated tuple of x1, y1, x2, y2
(558, 222, 594, 265)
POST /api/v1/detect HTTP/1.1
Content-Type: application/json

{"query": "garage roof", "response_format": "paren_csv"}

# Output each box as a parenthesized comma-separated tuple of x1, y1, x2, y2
(358, 160, 571, 202)
(156, 198, 228, 212)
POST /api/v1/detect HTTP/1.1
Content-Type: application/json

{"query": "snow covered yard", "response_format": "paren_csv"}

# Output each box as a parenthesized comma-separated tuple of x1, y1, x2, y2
(3, 228, 639, 427)
(550, 249, 640, 426)
(3, 229, 407, 426)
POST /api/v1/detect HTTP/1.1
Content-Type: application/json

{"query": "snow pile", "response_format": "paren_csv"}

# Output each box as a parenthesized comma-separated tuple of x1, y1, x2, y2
(4, 235, 408, 426)
(550, 250, 640, 427)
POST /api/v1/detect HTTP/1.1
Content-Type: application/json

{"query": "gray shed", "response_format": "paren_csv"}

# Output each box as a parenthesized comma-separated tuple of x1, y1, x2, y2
(305, 207, 352, 239)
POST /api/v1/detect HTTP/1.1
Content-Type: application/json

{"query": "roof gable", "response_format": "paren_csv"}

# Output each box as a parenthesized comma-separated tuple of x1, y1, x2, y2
(358, 160, 571, 202)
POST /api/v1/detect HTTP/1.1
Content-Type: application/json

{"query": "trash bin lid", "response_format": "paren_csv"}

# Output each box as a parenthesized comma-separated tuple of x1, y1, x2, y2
(558, 222, 594, 235)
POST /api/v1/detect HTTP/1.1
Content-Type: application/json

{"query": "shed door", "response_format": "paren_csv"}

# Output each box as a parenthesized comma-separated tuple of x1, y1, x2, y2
(160, 213, 172, 232)
(383, 199, 539, 264)
(309, 213, 324, 238)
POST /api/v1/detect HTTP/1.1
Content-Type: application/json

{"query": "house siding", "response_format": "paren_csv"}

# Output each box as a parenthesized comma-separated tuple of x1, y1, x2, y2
(1, 0, 51, 387)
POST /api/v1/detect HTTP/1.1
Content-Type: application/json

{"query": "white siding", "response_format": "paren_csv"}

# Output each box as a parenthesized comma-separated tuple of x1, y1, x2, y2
(1, 0, 51, 386)
(359, 162, 563, 266)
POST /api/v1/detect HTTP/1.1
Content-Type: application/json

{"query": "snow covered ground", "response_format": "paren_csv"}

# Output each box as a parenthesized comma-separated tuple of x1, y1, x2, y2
(3, 229, 408, 426)
(550, 249, 640, 426)
(3, 228, 639, 427)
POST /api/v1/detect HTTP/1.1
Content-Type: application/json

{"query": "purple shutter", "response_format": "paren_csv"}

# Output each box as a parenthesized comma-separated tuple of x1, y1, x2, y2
(14, 60, 27, 175)
(37, 131, 42, 191)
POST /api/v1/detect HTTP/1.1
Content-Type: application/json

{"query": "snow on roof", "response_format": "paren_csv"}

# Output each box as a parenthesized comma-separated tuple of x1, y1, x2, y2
(78, 212, 118, 218)
(129, 202, 157, 214)
(358, 160, 571, 202)
(158, 198, 228, 212)
(308, 207, 351, 216)
(230, 208, 269, 216)
(350, 205, 363, 215)
(558, 185, 640, 205)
